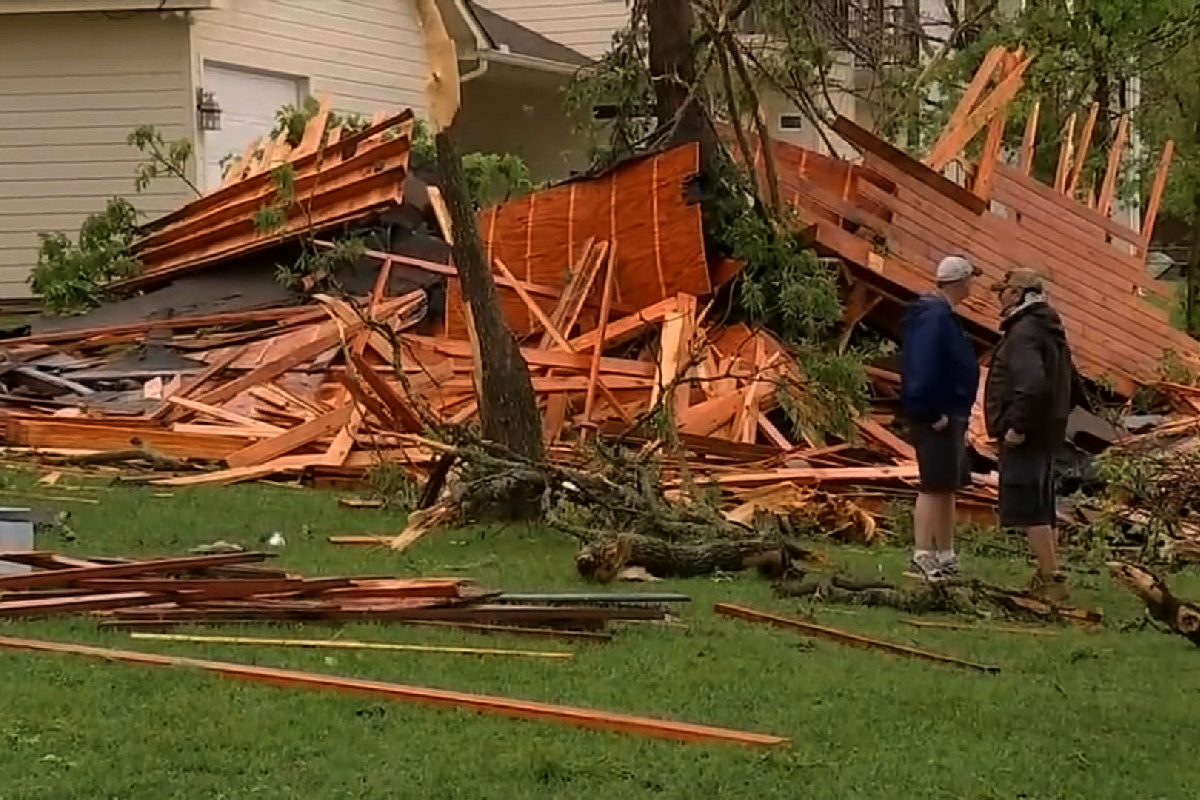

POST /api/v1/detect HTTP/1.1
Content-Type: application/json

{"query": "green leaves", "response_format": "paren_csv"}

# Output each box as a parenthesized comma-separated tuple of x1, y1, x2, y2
(29, 198, 143, 315)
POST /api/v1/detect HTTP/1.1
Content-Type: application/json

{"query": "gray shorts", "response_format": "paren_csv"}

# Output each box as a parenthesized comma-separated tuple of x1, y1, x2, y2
(910, 416, 970, 493)
(998, 444, 1056, 528)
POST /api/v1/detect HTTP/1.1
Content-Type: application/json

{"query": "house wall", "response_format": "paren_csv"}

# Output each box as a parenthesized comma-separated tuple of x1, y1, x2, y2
(0, 12, 194, 298)
(189, 0, 428, 173)
(472, 0, 627, 60)
(457, 65, 588, 181)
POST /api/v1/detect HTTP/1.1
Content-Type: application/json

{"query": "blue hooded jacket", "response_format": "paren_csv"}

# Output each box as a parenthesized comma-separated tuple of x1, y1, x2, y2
(899, 293, 980, 423)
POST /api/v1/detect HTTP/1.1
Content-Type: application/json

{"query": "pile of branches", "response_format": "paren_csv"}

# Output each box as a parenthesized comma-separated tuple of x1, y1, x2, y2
(1069, 438, 1200, 564)
(407, 431, 815, 583)
(775, 573, 1102, 624)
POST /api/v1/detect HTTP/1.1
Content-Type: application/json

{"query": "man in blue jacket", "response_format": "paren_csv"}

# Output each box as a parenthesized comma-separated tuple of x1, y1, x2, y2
(900, 255, 981, 582)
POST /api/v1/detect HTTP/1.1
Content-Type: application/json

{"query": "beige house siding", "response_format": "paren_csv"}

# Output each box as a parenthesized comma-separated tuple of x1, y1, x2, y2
(0, 12, 194, 298)
(190, 0, 427, 119)
(457, 68, 588, 181)
(472, 0, 626, 60)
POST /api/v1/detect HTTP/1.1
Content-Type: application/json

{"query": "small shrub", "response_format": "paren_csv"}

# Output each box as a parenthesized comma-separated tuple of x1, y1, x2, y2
(29, 198, 142, 315)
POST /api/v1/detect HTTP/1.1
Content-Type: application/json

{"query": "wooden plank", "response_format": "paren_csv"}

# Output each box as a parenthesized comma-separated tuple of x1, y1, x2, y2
(0, 553, 270, 591)
(1097, 113, 1129, 217)
(7, 419, 247, 460)
(585, 244, 618, 422)
(1066, 101, 1100, 197)
(714, 603, 1000, 673)
(1019, 98, 1040, 175)
(493, 257, 574, 351)
(1054, 112, 1076, 192)
(0, 636, 790, 747)
(225, 403, 354, 469)
(348, 350, 423, 431)
(857, 417, 917, 462)
(129, 632, 571, 660)
(0, 591, 163, 618)
(972, 111, 1006, 201)
(927, 45, 1006, 162)
(678, 464, 921, 487)
(1140, 140, 1175, 254)
(167, 396, 285, 433)
(832, 115, 987, 215)
(924, 55, 1030, 171)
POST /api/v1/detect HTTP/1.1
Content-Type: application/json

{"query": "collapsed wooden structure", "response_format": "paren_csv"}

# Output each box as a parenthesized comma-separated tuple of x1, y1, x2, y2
(760, 46, 1186, 397)
(0, 52, 1190, 532)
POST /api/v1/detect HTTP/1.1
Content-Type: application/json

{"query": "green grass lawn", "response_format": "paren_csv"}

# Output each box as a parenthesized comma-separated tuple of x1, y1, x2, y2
(2, 475, 1199, 800)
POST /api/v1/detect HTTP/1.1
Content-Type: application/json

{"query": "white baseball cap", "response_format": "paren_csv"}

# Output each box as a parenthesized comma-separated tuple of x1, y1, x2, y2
(935, 255, 980, 284)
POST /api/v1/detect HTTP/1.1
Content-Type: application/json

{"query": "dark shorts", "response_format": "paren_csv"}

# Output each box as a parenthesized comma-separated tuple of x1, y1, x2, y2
(998, 444, 1056, 528)
(911, 416, 970, 493)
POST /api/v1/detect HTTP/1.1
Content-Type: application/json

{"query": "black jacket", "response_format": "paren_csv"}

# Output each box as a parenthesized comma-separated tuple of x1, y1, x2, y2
(984, 301, 1089, 450)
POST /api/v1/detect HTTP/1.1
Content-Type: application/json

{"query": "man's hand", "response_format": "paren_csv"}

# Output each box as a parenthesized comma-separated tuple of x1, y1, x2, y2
(932, 415, 949, 432)
(1004, 429, 1025, 446)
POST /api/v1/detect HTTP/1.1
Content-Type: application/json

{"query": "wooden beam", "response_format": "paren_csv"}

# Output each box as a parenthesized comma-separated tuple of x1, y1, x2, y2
(0, 553, 269, 591)
(926, 45, 1005, 163)
(225, 403, 354, 469)
(924, 55, 1031, 171)
(1018, 98, 1040, 175)
(1066, 101, 1100, 197)
(972, 110, 1007, 202)
(584, 245, 618, 422)
(715, 603, 1000, 673)
(0, 636, 790, 747)
(1140, 139, 1175, 257)
(1054, 112, 1076, 193)
(1097, 113, 1130, 217)
(832, 116, 988, 215)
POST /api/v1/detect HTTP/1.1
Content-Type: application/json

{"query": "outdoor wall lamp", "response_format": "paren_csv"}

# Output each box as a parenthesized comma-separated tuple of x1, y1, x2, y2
(196, 88, 223, 131)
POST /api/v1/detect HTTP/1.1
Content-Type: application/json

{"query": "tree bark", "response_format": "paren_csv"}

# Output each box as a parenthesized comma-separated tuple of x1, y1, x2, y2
(433, 128, 545, 468)
(575, 532, 814, 582)
(647, 0, 715, 168)
(1109, 561, 1200, 645)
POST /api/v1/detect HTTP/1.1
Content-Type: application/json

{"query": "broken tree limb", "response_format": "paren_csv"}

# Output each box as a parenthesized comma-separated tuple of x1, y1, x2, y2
(0, 635, 788, 747)
(575, 532, 812, 582)
(714, 602, 1001, 673)
(1108, 561, 1200, 646)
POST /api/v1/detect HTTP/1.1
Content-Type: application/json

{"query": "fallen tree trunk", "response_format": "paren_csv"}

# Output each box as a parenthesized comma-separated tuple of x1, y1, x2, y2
(1108, 561, 1200, 646)
(575, 532, 815, 582)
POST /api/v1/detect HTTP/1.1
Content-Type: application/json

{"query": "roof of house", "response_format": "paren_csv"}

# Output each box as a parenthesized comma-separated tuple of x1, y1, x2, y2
(466, 2, 592, 68)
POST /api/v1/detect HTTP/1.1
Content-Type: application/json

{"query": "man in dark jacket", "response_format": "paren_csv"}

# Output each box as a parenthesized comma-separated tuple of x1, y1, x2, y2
(985, 268, 1089, 603)
(900, 255, 982, 582)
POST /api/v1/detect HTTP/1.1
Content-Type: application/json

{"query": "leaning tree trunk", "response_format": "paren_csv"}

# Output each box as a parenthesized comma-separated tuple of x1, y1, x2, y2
(433, 129, 545, 469)
(412, 0, 545, 477)
(647, 0, 715, 169)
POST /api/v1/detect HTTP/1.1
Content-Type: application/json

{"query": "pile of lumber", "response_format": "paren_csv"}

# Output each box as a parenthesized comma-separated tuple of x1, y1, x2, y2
(0, 56, 1190, 530)
(0, 550, 682, 633)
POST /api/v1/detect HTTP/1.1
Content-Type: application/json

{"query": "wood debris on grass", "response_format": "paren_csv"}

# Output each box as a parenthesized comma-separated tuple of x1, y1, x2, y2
(714, 602, 1001, 673)
(0, 549, 686, 634)
(0, 634, 789, 747)
(0, 61, 1193, 591)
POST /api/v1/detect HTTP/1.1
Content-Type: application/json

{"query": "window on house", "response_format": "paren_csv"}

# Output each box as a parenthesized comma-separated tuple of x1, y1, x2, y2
(779, 114, 804, 131)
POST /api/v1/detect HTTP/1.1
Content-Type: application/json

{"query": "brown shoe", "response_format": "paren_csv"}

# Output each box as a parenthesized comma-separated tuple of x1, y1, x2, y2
(1029, 571, 1069, 604)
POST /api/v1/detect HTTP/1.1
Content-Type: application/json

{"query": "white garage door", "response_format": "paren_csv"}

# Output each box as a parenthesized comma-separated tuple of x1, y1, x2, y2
(202, 64, 300, 191)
